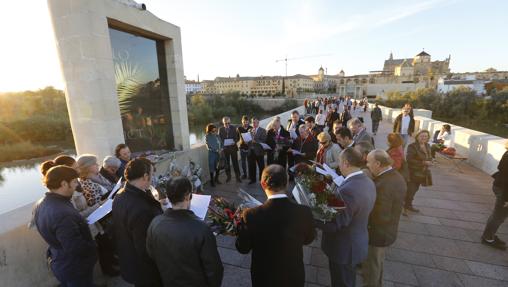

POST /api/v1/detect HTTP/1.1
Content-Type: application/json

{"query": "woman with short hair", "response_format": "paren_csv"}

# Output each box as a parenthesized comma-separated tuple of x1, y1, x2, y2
(205, 123, 222, 187)
(405, 130, 433, 214)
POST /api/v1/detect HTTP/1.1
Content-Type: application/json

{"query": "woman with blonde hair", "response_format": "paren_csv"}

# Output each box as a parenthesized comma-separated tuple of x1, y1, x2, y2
(266, 116, 290, 167)
(316, 132, 342, 170)
(405, 130, 433, 214)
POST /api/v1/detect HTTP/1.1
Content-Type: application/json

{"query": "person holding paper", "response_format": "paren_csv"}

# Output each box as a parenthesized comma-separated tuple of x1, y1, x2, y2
(99, 156, 121, 186)
(112, 158, 163, 287)
(266, 117, 290, 168)
(316, 148, 376, 287)
(288, 125, 318, 168)
(77, 154, 119, 276)
(237, 115, 253, 180)
(349, 117, 375, 147)
(147, 177, 223, 287)
(248, 117, 267, 184)
(286, 110, 305, 138)
(316, 132, 342, 170)
(236, 165, 315, 287)
(335, 127, 355, 150)
(304, 115, 321, 138)
(218, 116, 242, 183)
(33, 166, 98, 287)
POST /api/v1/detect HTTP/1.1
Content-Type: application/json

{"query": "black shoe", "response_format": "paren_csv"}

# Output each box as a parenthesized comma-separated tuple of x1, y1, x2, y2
(236, 177, 242, 183)
(241, 174, 247, 179)
(248, 180, 256, 185)
(482, 235, 507, 250)
(405, 206, 420, 213)
(226, 174, 232, 183)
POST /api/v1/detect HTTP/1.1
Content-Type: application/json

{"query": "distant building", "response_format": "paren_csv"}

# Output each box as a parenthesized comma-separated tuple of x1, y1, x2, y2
(337, 50, 451, 99)
(438, 69, 508, 95)
(185, 79, 202, 94)
(437, 77, 486, 95)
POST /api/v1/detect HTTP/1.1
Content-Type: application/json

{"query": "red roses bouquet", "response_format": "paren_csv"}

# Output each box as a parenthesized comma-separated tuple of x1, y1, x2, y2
(292, 163, 346, 222)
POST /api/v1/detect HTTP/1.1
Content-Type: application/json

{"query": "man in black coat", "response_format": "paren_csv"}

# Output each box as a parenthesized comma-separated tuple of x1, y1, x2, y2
(236, 164, 316, 287)
(34, 166, 97, 286)
(248, 117, 267, 184)
(147, 177, 223, 287)
(286, 110, 305, 138)
(218, 116, 242, 182)
(112, 158, 163, 287)
(237, 115, 253, 180)
(363, 150, 406, 287)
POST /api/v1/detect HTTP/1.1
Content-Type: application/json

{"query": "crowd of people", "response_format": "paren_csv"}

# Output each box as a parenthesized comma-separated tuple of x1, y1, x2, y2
(33, 95, 497, 287)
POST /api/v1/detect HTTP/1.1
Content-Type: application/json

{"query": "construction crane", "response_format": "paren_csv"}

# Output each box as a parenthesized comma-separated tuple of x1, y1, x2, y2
(275, 54, 332, 77)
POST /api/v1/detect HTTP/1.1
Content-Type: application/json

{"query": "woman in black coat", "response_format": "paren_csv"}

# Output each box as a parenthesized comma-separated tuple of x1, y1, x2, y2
(266, 117, 290, 168)
(405, 130, 433, 214)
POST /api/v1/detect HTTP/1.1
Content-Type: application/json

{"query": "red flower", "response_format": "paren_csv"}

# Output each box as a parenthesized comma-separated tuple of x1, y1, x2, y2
(311, 181, 326, 194)
(224, 208, 235, 219)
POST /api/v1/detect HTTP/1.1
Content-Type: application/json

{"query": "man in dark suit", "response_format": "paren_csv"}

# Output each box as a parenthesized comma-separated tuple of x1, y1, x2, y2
(237, 115, 253, 180)
(286, 110, 305, 138)
(236, 164, 316, 287)
(326, 107, 340, 131)
(316, 148, 376, 287)
(218, 116, 242, 183)
(363, 150, 406, 287)
(288, 125, 318, 166)
(248, 117, 267, 184)
(112, 158, 163, 287)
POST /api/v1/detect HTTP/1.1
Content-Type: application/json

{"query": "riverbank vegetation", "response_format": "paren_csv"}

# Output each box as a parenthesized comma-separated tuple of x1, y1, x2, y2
(379, 87, 508, 138)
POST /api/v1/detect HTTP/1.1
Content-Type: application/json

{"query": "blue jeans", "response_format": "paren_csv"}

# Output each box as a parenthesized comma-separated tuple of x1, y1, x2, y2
(401, 134, 410, 147)
(240, 149, 249, 177)
(60, 273, 93, 287)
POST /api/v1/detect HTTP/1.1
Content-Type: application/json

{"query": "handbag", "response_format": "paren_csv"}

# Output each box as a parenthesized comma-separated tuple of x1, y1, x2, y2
(217, 151, 226, 170)
(421, 169, 433, 186)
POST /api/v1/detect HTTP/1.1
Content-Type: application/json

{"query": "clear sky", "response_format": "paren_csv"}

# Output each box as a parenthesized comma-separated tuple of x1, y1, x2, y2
(0, 0, 507, 92)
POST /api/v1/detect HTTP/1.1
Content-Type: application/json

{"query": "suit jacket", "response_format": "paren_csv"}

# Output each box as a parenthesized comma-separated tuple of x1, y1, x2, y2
(371, 107, 382, 121)
(237, 125, 253, 150)
(369, 169, 406, 247)
(318, 172, 376, 265)
(113, 183, 163, 286)
(292, 135, 319, 164)
(218, 125, 239, 151)
(236, 197, 315, 287)
(146, 209, 223, 287)
(393, 114, 415, 136)
(249, 126, 267, 157)
(354, 128, 375, 147)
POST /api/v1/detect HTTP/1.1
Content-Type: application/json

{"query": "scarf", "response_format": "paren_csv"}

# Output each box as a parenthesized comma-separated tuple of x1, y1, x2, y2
(316, 145, 327, 164)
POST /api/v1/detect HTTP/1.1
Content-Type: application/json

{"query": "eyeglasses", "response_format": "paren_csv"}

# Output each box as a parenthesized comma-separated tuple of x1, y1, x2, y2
(319, 141, 328, 145)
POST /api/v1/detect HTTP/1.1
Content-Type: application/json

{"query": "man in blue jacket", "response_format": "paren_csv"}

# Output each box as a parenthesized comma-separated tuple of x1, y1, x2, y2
(316, 147, 376, 287)
(34, 165, 97, 286)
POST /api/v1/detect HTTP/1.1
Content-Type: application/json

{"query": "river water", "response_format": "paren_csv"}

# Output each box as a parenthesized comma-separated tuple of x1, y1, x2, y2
(0, 133, 203, 215)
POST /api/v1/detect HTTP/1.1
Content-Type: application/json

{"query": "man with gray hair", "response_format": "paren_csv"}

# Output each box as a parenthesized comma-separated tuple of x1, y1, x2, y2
(218, 116, 242, 183)
(363, 149, 407, 287)
(317, 148, 376, 287)
(348, 117, 374, 147)
(100, 155, 121, 184)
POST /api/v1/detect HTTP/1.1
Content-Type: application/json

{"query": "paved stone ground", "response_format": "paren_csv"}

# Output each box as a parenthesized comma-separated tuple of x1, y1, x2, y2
(107, 112, 508, 287)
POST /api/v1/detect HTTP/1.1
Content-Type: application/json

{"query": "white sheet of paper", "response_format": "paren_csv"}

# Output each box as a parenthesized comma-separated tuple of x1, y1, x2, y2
(292, 150, 304, 156)
(260, 143, 272, 150)
(241, 132, 252, 143)
(316, 166, 327, 176)
(333, 176, 345, 187)
(87, 199, 113, 225)
(323, 164, 339, 179)
(108, 179, 123, 199)
(224, 139, 235, 146)
(290, 130, 298, 139)
(292, 186, 302, 204)
(194, 178, 202, 188)
(162, 194, 211, 221)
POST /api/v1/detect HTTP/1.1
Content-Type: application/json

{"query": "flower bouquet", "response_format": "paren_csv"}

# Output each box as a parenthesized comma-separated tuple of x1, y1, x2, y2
(207, 189, 262, 236)
(292, 163, 346, 222)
